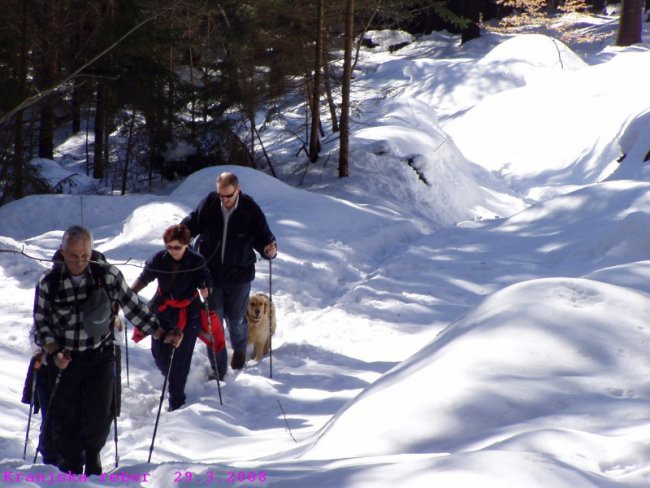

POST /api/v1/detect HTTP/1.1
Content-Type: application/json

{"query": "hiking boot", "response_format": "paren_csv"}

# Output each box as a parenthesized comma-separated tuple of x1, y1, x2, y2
(231, 350, 246, 370)
(59, 460, 83, 475)
(84, 450, 102, 476)
(168, 400, 185, 412)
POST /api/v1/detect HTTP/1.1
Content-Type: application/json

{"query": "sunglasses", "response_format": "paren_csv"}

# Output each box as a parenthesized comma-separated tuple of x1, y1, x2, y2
(218, 190, 237, 199)
(166, 244, 184, 251)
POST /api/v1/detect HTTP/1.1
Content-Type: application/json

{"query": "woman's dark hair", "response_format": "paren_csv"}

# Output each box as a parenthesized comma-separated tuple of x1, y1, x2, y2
(163, 224, 191, 245)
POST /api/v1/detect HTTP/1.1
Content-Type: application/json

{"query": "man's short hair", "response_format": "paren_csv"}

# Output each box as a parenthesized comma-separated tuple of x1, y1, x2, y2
(217, 172, 239, 189)
(62, 225, 93, 249)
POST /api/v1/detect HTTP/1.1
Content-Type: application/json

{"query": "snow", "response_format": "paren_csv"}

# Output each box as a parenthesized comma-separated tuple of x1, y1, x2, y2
(3, 13, 650, 487)
(28, 158, 100, 195)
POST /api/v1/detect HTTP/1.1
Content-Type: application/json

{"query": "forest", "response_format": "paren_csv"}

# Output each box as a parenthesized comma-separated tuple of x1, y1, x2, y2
(0, 0, 646, 205)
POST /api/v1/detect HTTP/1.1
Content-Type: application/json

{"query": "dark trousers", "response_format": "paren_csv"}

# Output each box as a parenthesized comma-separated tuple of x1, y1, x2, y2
(47, 344, 114, 472)
(207, 282, 251, 374)
(151, 315, 200, 410)
(35, 363, 57, 465)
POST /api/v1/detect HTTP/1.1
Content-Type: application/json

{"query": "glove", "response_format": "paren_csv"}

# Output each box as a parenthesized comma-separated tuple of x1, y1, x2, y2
(164, 327, 184, 348)
(53, 349, 72, 370)
(263, 241, 277, 259)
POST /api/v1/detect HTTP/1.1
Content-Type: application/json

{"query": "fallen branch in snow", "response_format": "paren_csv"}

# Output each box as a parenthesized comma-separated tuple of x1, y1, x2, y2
(50, 174, 81, 192)
(406, 157, 430, 185)
(277, 400, 298, 443)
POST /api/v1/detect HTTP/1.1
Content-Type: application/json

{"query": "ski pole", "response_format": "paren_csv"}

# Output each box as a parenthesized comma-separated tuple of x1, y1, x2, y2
(34, 367, 63, 464)
(123, 319, 130, 388)
(200, 290, 222, 405)
(269, 259, 273, 379)
(112, 338, 119, 469)
(23, 362, 37, 459)
(148, 347, 175, 463)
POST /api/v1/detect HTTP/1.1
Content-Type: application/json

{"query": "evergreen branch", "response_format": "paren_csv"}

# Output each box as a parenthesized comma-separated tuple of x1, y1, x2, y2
(0, 1, 183, 127)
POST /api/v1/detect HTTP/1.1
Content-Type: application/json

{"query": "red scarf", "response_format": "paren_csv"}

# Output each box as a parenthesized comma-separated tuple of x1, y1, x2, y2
(132, 294, 225, 353)
(157, 293, 194, 331)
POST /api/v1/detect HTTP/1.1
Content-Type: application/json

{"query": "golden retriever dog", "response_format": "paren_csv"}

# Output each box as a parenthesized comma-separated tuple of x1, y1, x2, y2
(246, 292, 277, 361)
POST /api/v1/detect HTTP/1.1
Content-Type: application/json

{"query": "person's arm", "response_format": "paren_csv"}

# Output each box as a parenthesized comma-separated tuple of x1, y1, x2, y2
(181, 193, 212, 237)
(131, 278, 147, 294)
(194, 253, 213, 297)
(32, 282, 72, 368)
(131, 252, 158, 293)
(32, 277, 58, 353)
(250, 200, 277, 259)
(109, 266, 160, 336)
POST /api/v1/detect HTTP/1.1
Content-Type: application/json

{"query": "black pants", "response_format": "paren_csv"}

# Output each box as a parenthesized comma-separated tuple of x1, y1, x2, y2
(47, 344, 114, 471)
(151, 315, 200, 410)
(35, 363, 57, 465)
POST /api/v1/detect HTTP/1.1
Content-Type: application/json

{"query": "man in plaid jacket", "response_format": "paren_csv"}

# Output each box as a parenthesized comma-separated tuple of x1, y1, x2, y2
(33, 225, 162, 476)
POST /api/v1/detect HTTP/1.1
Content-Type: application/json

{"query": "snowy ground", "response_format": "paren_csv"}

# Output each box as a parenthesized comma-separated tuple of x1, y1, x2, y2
(3, 13, 650, 487)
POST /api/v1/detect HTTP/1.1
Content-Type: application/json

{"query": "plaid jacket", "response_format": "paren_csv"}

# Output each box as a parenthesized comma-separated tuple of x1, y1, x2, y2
(33, 262, 160, 351)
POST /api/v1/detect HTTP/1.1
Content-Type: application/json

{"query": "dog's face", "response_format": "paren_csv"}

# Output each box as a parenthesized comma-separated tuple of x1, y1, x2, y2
(247, 293, 276, 356)
(247, 293, 270, 324)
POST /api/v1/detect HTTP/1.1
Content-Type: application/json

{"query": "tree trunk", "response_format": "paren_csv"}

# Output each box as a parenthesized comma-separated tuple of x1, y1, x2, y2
(35, 1, 57, 161)
(309, 0, 324, 163)
(187, 10, 196, 130)
(338, 0, 353, 178)
(461, 0, 481, 44)
(0, 132, 13, 205)
(103, 97, 110, 172)
(37, 102, 55, 159)
(591, 0, 606, 13)
(13, 113, 25, 200)
(13, 0, 28, 200)
(85, 103, 91, 175)
(36, 52, 56, 159)
(104, 82, 112, 165)
(616, 0, 643, 46)
(248, 107, 258, 169)
(121, 107, 136, 195)
(144, 95, 170, 187)
(72, 79, 82, 134)
(93, 81, 106, 179)
(352, 5, 378, 73)
(323, 52, 339, 133)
